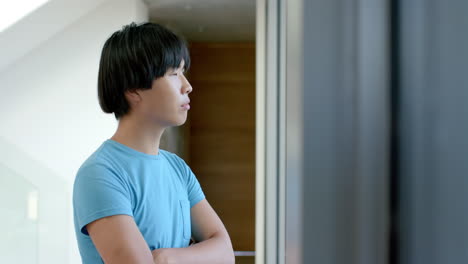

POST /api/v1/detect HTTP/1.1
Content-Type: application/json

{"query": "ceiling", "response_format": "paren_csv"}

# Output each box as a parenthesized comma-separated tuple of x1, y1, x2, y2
(144, 0, 255, 42)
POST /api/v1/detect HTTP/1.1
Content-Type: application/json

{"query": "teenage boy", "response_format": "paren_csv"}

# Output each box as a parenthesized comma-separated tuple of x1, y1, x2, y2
(73, 22, 234, 264)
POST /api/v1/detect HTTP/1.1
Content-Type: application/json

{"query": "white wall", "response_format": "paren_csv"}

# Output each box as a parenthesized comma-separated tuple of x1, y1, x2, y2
(0, 0, 148, 263)
(0, 0, 110, 73)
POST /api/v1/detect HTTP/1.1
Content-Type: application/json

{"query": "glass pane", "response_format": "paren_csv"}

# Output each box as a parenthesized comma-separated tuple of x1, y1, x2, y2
(0, 165, 38, 264)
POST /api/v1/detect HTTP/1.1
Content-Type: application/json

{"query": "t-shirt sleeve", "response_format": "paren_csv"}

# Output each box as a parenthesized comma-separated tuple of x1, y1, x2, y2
(183, 162, 205, 208)
(73, 164, 133, 235)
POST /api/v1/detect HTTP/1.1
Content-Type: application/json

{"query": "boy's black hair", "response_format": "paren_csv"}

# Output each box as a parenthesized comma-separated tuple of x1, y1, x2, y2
(98, 22, 190, 119)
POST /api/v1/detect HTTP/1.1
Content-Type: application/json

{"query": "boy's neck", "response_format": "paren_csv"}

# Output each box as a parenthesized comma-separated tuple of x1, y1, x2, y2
(110, 114, 165, 156)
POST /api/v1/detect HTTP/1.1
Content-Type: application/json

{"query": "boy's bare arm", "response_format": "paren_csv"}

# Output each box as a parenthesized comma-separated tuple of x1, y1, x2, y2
(151, 199, 235, 264)
(87, 215, 155, 264)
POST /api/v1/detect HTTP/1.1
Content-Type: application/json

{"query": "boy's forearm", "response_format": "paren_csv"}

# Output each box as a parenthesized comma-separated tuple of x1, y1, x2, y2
(152, 233, 234, 264)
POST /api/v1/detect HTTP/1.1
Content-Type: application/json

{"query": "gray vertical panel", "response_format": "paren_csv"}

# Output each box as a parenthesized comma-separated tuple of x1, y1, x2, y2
(265, 0, 286, 263)
(265, 0, 280, 262)
(399, 0, 468, 263)
(355, 2, 390, 264)
(434, 1, 468, 262)
(301, 0, 342, 262)
(399, 2, 436, 263)
(277, 0, 287, 263)
(255, 0, 266, 262)
(286, 1, 390, 263)
(285, 0, 304, 263)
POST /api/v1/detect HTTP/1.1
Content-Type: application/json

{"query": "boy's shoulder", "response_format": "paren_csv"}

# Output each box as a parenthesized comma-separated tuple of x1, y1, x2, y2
(75, 142, 118, 178)
(159, 149, 187, 168)
(158, 149, 178, 159)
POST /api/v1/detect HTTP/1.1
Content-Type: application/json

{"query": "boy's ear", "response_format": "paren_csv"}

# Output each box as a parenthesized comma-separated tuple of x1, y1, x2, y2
(124, 89, 141, 106)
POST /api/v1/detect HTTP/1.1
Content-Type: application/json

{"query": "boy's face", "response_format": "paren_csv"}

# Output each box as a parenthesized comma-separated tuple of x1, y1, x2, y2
(133, 60, 192, 127)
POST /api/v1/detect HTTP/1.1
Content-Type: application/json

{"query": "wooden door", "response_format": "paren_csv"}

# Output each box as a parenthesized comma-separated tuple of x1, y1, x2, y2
(188, 43, 256, 259)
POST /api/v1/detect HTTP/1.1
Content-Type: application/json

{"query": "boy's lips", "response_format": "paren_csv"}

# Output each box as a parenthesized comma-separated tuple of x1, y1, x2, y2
(181, 101, 190, 110)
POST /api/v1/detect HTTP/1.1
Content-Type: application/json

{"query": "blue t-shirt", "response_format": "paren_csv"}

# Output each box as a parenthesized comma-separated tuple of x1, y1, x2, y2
(73, 139, 205, 264)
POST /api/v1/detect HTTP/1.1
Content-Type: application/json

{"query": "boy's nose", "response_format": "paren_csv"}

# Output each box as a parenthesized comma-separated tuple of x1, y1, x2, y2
(182, 76, 193, 94)
(183, 81, 192, 94)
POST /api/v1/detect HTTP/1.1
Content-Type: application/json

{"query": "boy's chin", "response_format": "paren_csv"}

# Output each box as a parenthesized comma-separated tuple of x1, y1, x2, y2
(168, 118, 187, 127)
